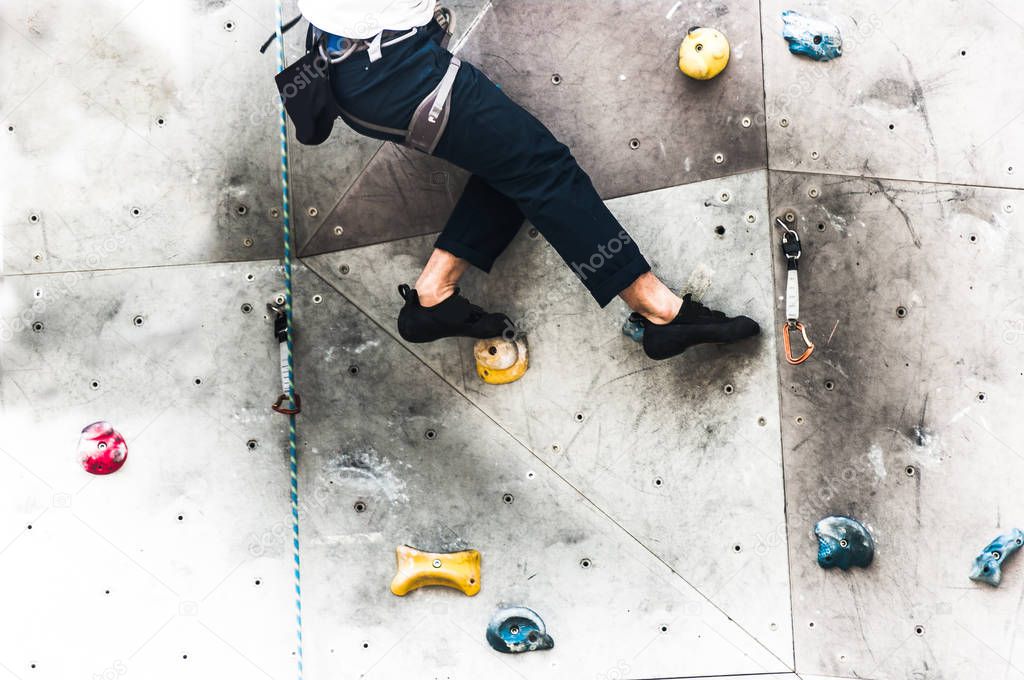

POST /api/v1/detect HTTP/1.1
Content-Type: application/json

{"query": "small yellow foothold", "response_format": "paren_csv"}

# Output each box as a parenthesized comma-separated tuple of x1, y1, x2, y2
(474, 336, 528, 385)
(678, 27, 730, 80)
(390, 545, 481, 596)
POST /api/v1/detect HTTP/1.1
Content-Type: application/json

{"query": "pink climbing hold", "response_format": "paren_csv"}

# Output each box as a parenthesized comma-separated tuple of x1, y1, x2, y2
(78, 421, 128, 475)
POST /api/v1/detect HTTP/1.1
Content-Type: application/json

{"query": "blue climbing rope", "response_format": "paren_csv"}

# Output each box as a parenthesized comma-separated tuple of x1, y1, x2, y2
(272, 3, 303, 677)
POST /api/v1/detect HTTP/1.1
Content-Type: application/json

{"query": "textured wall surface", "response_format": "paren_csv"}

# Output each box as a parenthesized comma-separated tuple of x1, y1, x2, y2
(3, 0, 1022, 679)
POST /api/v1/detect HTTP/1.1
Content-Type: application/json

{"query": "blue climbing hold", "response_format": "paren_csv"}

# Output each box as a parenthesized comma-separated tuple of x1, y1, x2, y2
(970, 529, 1024, 587)
(815, 516, 874, 570)
(622, 313, 644, 343)
(485, 605, 554, 654)
(781, 10, 843, 61)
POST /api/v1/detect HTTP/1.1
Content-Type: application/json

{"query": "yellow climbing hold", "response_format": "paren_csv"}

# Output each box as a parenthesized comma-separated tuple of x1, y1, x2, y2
(390, 545, 481, 596)
(678, 27, 730, 80)
(474, 336, 528, 385)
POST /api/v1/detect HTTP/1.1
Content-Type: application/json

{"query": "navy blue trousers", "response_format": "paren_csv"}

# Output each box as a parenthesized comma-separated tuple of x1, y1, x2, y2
(329, 26, 650, 307)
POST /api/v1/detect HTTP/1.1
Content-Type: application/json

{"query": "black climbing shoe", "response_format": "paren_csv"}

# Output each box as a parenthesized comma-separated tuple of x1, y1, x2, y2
(635, 293, 760, 360)
(397, 284, 513, 343)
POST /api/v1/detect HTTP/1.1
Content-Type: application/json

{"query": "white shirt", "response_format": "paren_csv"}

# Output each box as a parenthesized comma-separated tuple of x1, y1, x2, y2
(298, 0, 436, 39)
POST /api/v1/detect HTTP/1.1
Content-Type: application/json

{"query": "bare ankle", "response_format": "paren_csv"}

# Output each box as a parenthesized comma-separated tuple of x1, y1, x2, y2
(413, 281, 456, 307)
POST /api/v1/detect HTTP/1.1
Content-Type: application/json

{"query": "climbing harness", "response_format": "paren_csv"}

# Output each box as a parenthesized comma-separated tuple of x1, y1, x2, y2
(265, 8, 459, 153)
(271, 3, 303, 678)
(776, 217, 814, 365)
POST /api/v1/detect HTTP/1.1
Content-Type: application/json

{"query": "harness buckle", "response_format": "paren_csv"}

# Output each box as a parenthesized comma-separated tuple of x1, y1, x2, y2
(782, 321, 815, 365)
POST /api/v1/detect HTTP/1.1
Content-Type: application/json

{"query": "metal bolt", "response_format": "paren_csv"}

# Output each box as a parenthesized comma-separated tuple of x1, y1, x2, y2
(333, 225, 344, 237)
(132, 315, 144, 327)
(808, 187, 820, 198)
(1004, 202, 1015, 214)
(741, 116, 752, 128)
(745, 212, 756, 223)
(551, 73, 562, 85)
(784, 211, 796, 223)
(779, 117, 790, 128)
(339, 264, 350, 275)
(719, 191, 731, 203)
(312, 294, 323, 304)
(242, 237, 254, 248)
(629, 138, 640, 150)
(714, 152, 725, 164)
(810, 151, 820, 160)
(723, 383, 734, 395)
(432, 559, 442, 568)
(502, 493, 514, 505)
(307, 207, 319, 217)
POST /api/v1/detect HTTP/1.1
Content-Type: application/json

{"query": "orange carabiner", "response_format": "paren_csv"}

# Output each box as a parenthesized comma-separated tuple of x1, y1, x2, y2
(782, 321, 814, 365)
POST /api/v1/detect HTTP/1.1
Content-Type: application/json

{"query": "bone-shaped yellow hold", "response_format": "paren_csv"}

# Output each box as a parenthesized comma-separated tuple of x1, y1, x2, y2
(390, 545, 481, 596)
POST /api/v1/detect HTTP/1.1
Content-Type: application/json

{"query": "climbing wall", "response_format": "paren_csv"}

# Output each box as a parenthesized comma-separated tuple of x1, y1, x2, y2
(2, 1, 1023, 679)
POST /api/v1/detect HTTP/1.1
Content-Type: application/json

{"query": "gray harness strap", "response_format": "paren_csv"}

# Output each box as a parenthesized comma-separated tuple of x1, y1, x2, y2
(405, 56, 461, 154)
(328, 7, 460, 155)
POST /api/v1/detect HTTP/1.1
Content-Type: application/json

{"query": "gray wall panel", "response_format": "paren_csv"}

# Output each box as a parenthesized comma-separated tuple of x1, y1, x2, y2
(0, 262, 295, 678)
(292, 263, 790, 678)
(303, 0, 767, 256)
(769, 170, 1024, 678)
(303, 171, 795, 665)
(761, 0, 1024, 189)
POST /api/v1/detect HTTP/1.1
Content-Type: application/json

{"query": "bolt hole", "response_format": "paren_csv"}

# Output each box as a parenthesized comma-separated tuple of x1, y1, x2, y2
(130, 207, 141, 217)
(824, 380, 835, 391)
(193, 377, 202, 386)
(915, 625, 925, 636)
(254, 578, 261, 586)
(968, 234, 977, 243)
(551, 73, 562, 85)
(795, 416, 805, 425)
(29, 213, 40, 223)
(961, 49, 967, 56)
(362, 642, 369, 649)
(246, 439, 258, 451)
(660, 624, 669, 632)
(580, 558, 591, 569)
(809, 621, 815, 628)
(132, 315, 144, 327)
(312, 294, 323, 304)
(527, 632, 537, 642)
(714, 225, 726, 236)
(32, 321, 44, 332)
(757, 416, 767, 426)
(488, 345, 498, 355)
(224, 20, 235, 31)
(888, 123, 895, 130)
(812, 35, 822, 44)
(733, 543, 742, 552)
(574, 412, 585, 422)
(905, 465, 916, 476)
(246, 273, 255, 281)
(353, 501, 367, 513)
(654, 477, 663, 487)
(896, 305, 908, 318)
(629, 137, 640, 150)
(348, 365, 359, 375)
(424, 429, 437, 440)
(177, 515, 184, 521)
(339, 264, 350, 275)
(695, 43, 703, 52)
(817, 223, 826, 231)
(502, 493, 514, 505)
(977, 392, 986, 402)
(241, 303, 253, 314)
(723, 383, 734, 394)
(468, 578, 475, 584)
(528, 228, 539, 238)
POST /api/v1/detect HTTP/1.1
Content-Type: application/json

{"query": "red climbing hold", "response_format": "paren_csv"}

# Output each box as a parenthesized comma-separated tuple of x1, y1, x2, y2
(78, 421, 128, 475)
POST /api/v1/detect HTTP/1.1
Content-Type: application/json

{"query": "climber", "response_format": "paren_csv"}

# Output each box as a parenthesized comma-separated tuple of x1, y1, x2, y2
(292, 0, 760, 360)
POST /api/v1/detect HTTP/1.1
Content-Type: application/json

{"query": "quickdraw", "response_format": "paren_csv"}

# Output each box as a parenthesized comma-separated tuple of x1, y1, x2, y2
(776, 217, 814, 365)
(269, 301, 302, 414)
